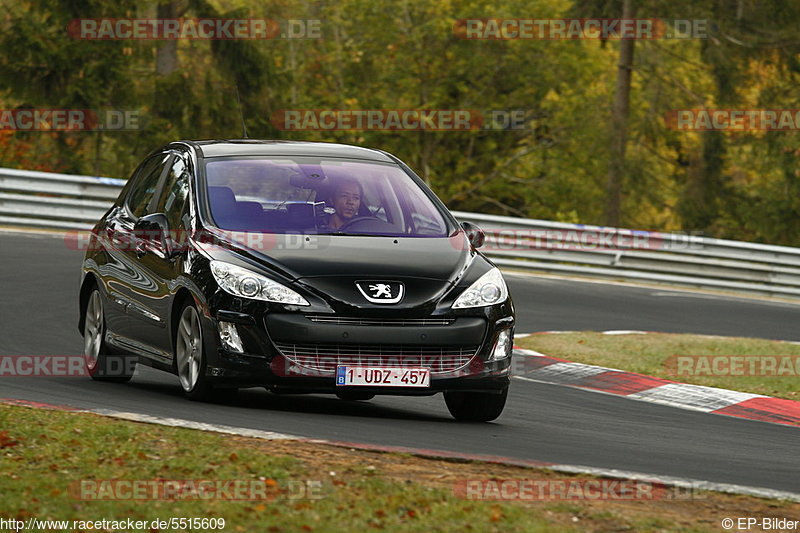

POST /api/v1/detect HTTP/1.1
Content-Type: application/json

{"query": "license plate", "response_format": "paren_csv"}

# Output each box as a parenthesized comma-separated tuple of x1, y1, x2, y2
(336, 366, 430, 387)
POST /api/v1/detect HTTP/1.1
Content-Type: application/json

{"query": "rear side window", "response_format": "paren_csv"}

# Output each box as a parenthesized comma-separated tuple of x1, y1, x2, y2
(127, 154, 170, 218)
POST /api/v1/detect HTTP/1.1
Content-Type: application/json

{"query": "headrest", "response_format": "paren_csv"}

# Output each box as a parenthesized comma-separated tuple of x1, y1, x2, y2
(208, 186, 236, 212)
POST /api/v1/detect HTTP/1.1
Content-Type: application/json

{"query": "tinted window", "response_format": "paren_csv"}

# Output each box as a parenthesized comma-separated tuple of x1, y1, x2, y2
(127, 154, 170, 218)
(155, 155, 190, 229)
(398, 178, 447, 235)
(203, 157, 451, 236)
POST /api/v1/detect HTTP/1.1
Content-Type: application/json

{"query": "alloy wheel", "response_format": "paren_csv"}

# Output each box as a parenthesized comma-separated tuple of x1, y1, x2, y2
(83, 290, 103, 371)
(176, 305, 203, 392)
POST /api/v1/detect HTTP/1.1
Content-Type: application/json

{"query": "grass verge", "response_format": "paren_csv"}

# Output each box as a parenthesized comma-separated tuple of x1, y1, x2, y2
(517, 332, 800, 400)
(1, 403, 799, 532)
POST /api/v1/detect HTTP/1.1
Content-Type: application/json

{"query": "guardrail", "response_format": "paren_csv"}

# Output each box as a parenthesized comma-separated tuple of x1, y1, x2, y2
(452, 211, 800, 298)
(2, 166, 800, 299)
(0, 168, 125, 229)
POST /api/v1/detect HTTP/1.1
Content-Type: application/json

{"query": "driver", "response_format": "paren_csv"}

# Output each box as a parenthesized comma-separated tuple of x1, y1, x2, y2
(325, 178, 363, 230)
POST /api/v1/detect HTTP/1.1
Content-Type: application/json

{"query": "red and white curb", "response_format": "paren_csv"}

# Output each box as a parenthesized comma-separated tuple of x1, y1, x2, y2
(511, 346, 800, 429)
(1, 398, 798, 502)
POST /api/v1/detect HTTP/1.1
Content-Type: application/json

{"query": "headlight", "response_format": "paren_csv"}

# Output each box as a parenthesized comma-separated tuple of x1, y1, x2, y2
(452, 267, 508, 309)
(210, 260, 310, 306)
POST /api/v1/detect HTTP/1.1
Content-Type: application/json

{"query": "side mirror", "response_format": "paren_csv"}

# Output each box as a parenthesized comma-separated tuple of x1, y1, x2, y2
(134, 213, 177, 259)
(461, 221, 485, 249)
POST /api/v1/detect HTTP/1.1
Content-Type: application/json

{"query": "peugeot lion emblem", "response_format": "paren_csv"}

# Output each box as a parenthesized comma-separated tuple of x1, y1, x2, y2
(355, 281, 405, 304)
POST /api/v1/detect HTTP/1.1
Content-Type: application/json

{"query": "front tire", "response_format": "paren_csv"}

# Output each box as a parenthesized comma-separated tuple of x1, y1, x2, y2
(83, 288, 134, 383)
(174, 301, 238, 402)
(175, 302, 214, 401)
(444, 388, 508, 422)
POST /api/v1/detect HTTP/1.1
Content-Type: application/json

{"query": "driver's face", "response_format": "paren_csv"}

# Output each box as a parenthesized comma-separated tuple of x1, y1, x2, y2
(332, 183, 361, 220)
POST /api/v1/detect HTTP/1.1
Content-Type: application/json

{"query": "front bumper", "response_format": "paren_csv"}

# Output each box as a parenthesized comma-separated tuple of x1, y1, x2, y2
(201, 303, 514, 394)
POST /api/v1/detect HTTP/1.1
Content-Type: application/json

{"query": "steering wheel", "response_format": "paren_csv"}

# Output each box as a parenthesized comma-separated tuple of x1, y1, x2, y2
(337, 215, 382, 232)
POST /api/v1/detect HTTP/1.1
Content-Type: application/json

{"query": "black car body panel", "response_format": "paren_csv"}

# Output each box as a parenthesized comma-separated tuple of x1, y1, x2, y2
(79, 140, 515, 414)
(223, 235, 473, 281)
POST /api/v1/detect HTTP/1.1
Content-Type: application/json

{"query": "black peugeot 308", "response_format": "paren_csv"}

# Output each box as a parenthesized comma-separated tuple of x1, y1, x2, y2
(79, 140, 515, 421)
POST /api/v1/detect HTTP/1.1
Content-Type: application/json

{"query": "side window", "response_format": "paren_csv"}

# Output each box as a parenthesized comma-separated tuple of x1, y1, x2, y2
(155, 155, 190, 229)
(126, 154, 170, 218)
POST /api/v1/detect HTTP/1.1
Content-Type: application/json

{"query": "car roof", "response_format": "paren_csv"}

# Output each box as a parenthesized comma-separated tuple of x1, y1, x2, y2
(176, 139, 395, 162)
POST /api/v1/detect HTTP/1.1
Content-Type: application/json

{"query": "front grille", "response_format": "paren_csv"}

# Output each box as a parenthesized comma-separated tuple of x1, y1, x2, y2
(304, 315, 454, 327)
(273, 342, 478, 374)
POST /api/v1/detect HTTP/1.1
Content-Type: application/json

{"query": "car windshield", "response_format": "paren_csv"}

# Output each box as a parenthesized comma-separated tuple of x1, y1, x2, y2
(202, 156, 452, 237)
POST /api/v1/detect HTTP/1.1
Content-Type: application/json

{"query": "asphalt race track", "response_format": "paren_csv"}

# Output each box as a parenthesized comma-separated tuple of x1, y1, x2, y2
(1, 232, 798, 493)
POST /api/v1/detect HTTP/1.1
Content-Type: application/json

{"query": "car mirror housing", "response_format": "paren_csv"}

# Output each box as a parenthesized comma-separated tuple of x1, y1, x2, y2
(134, 213, 179, 259)
(461, 221, 486, 249)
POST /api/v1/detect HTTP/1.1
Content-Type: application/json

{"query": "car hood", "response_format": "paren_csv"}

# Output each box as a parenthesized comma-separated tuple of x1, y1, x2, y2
(206, 232, 474, 284)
